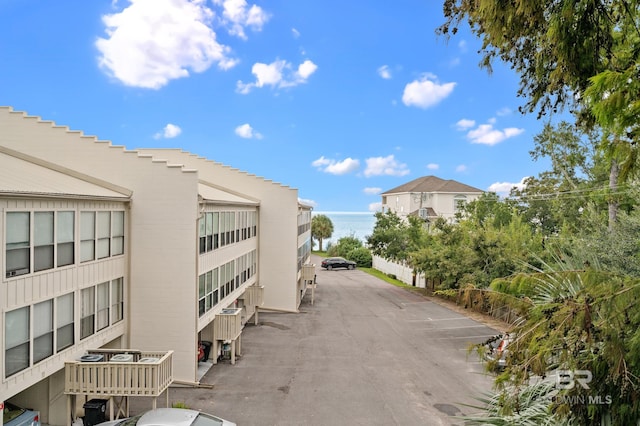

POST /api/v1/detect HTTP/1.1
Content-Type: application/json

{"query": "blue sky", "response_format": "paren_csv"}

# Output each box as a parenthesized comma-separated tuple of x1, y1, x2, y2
(1, 0, 553, 212)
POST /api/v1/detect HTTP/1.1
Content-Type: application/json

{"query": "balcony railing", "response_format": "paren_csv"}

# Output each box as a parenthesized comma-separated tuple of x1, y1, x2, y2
(302, 264, 316, 282)
(64, 350, 173, 397)
(241, 285, 264, 307)
(214, 308, 242, 341)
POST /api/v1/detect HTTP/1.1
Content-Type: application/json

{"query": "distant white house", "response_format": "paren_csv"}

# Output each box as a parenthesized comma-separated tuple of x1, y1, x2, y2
(380, 175, 484, 222)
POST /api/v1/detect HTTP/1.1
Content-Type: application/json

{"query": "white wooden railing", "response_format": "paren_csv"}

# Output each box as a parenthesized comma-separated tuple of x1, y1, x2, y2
(64, 350, 173, 397)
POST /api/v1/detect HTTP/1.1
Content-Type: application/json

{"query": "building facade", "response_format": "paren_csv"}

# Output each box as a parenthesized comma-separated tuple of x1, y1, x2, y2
(0, 107, 312, 425)
(380, 175, 484, 222)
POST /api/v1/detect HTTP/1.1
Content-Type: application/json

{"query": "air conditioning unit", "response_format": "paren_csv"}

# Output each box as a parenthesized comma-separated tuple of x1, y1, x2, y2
(110, 354, 134, 362)
(138, 357, 159, 363)
(79, 354, 104, 362)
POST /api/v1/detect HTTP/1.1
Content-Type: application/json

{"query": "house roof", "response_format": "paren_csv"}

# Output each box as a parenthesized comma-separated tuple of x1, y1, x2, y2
(381, 175, 483, 195)
(0, 148, 132, 200)
(408, 207, 438, 219)
(198, 182, 259, 206)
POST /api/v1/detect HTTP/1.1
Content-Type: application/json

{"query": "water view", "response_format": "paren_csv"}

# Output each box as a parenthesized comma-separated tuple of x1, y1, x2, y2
(313, 211, 377, 248)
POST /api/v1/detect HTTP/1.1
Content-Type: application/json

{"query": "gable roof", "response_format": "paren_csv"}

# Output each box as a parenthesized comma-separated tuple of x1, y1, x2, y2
(381, 175, 483, 195)
(198, 182, 259, 206)
(0, 147, 132, 200)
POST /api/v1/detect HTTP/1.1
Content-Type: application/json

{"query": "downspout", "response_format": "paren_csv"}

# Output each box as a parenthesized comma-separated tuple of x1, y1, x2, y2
(194, 201, 205, 384)
(125, 201, 132, 348)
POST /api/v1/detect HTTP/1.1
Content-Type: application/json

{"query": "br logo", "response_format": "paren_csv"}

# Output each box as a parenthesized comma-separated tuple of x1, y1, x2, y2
(557, 370, 592, 390)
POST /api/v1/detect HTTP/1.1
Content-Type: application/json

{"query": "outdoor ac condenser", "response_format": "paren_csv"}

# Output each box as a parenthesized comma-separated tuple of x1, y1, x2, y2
(110, 354, 134, 362)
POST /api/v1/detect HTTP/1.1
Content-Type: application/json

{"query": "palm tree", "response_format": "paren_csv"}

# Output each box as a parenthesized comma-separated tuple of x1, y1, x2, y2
(311, 214, 333, 251)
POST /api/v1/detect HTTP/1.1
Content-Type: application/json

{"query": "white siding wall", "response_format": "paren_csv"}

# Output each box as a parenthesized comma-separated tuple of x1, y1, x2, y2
(1, 109, 201, 384)
(0, 198, 127, 404)
(138, 150, 303, 313)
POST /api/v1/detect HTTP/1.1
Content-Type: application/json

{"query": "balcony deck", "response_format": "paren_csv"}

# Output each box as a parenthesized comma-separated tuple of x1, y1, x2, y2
(64, 350, 173, 425)
(65, 350, 173, 397)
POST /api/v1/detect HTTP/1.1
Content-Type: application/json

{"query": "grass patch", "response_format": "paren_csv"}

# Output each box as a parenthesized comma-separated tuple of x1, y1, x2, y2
(359, 267, 407, 287)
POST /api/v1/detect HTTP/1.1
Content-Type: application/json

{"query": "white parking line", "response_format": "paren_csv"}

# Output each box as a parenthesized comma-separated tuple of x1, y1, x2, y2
(408, 317, 473, 322)
(419, 324, 490, 331)
(434, 334, 497, 340)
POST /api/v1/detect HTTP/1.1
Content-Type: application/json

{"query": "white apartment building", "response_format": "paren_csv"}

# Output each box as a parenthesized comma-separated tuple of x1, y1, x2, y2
(380, 175, 484, 222)
(0, 107, 313, 425)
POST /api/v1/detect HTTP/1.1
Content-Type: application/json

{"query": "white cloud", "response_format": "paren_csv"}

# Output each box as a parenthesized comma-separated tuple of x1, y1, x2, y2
(213, 0, 270, 40)
(154, 123, 182, 139)
(292, 28, 300, 38)
(496, 107, 512, 116)
(295, 60, 318, 80)
(377, 65, 392, 79)
(363, 187, 382, 195)
(402, 74, 456, 109)
(455, 119, 476, 130)
(458, 40, 468, 53)
(488, 177, 529, 196)
(368, 202, 383, 212)
(364, 155, 410, 177)
(456, 164, 467, 172)
(237, 58, 317, 94)
(298, 197, 317, 208)
(96, 0, 243, 89)
(235, 123, 263, 139)
(312, 156, 360, 175)
(426, 163, 439, 170)
(466, 123, 524, 146)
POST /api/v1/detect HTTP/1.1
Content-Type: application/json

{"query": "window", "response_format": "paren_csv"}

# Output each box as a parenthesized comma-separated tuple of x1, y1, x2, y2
(219, 266, 226, 300)
(198, 274, 206, 316)
(112, 211, 125, 256)
(81, 287, 95, 339)
(198, 270, 219, 317)
(199, 213, 225, 254)
(112, 278, 124, 323)
(57, 211, 74, 266)
(5, 307, 29, 376)
(96, 282, 109, 331)
(205, 271, 213, 312)
(212, 212, 219, 249)
(56, 293, 74, 351)
(33, 300, 53, 363)
(6, 212, 30, 277)
(220, 213, 227, 247)
(206, 213, 214, 251)
(97, 212, 111, 259)
(80, 212, 95, 262)
(34, 212, 54, 272)
(454, 195, 468, 213)
(199, 216, 207, 254)
(212, 268, 219, 307)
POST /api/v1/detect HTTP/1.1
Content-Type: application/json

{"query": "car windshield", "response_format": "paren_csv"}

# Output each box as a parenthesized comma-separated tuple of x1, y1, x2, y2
(115, 414, 144, 426)
(191, 413, 226, 426)
(3, 404, 26, 423)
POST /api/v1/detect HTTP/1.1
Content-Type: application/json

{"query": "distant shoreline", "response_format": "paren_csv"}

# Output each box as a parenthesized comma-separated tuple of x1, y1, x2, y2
(313, 211, 375, 215)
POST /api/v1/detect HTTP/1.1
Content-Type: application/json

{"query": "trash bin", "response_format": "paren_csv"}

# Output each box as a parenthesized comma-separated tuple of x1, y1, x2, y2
(200, 341, 212, 361)
(83, 399, 108, 426)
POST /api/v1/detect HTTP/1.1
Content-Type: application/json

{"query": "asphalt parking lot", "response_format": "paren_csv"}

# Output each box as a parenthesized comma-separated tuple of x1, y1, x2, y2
(130, 256, 499, 425)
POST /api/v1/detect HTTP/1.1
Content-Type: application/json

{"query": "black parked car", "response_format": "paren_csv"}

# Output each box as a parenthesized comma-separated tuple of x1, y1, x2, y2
(321, 257, 356, 270)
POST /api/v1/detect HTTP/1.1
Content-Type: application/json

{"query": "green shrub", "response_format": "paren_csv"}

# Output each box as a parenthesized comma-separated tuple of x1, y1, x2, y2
(172, 402, 189, 409)
(327, 235, 364, 258)
(348, 247, 372, 267)
(489, 278, 510, 294)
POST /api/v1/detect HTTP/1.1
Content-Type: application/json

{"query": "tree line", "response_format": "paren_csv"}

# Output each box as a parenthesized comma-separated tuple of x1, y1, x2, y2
(371, 2, 640, 423)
